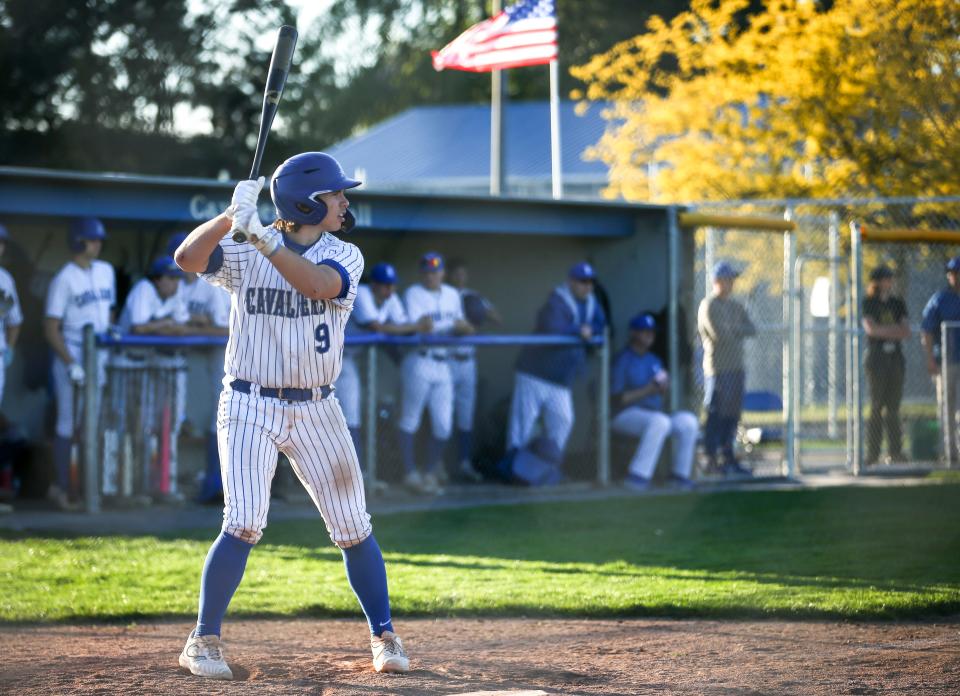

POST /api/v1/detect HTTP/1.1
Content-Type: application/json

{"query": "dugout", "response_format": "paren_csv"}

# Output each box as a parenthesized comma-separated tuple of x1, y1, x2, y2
(0, 166, 690, 490)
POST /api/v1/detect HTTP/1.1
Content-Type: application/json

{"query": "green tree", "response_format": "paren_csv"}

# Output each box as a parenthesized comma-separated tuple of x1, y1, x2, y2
(571, 0, 960, 203)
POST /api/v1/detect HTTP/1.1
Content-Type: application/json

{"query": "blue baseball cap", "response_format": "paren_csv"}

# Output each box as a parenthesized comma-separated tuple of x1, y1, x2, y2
(420, 252, 444, 272)
(166, 231, 189, 256)
(946, 256, 960, 272)
(629, 313, 657, 332)
(712, 261, 740, 280)
(148, 255, 184, 279)
(371, 262, 398, 285)
(569, 261, 596, 281)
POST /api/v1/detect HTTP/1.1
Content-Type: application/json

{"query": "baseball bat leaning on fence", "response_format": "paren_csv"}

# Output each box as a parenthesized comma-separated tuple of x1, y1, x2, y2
(231, 25, 298, 243)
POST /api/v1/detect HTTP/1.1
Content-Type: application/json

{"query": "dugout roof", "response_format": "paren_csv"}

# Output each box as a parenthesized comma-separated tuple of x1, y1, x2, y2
(0, 165, 669, 238)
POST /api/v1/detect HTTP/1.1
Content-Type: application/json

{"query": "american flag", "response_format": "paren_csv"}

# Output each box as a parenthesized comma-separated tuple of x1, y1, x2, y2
(432, 0, 558, 73)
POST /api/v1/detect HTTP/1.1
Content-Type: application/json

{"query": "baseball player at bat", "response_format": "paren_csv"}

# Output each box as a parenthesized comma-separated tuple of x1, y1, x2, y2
(173, 152, 409, 680)
(44, 218, 116, 509)
(336, 262, 431, 470)
(0, 224, 23, 409)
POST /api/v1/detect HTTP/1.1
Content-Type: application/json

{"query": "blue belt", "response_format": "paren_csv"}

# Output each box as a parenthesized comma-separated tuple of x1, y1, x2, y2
(230, 379, 332, 402)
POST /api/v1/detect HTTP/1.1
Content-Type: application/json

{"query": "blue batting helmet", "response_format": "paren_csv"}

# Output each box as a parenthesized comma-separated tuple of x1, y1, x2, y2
(629, 313, 657, 332)
(420, 252, 444, 272)
(68, 217, 106, 253)
(569, 261, 596, 281)
(147, 255, 183, 279)
(166, 231, 189, 257)
(371, 262, 398, 285)
(946, 256, 960, 273)
(270, 152, 361, 227)
(712, 260, 741, 280)
(0, 223, 8, 241)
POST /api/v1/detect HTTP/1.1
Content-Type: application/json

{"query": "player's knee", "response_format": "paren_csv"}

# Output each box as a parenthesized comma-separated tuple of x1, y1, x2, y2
(649, 413, 672, 435)
(223, 525, 263, 545)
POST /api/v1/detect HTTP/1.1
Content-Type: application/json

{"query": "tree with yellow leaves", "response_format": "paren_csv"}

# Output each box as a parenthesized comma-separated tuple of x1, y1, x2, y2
(571, 0, 959, 203)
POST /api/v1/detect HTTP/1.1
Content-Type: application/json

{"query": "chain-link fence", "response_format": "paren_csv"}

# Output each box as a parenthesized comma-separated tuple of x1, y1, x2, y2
(78, 331, 611, 511)
(342, 335, 610, 493)
(690, 196, 960, 475)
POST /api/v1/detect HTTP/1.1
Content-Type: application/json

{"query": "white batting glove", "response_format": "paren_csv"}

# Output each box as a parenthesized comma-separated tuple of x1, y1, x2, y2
(238, 207, 281, 258)
(225, 177, 265, 219)
(67, 362, 86, 385)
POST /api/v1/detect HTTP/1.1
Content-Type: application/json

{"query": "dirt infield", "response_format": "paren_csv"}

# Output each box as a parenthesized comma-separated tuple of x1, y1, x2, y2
(2, 617, 958, 695)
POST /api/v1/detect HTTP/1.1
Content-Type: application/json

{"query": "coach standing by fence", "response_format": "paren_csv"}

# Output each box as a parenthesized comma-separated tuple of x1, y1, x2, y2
(921, 255, 960, 464)
(697, 261, 755, 477)
(862, 265, 910, 466)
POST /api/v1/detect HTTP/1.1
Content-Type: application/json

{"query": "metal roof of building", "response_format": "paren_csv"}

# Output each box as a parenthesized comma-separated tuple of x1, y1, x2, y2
(327, 101, 613, 190)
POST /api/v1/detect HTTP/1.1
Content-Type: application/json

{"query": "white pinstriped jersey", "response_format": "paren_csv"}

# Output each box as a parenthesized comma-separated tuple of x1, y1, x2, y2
(178, 276, 230, 328)
(345, 285, 407, 357)
(45, 260, 116, 346)
(403, 282, 464, 357)
(201, 228, 363, 388)
(0, 268, 22, 352)
(118, 278, 190, 333)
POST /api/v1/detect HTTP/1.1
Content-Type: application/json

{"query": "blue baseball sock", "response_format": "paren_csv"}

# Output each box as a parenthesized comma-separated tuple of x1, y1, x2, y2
(53, 436, 71, 491)
(398, 430, 416, 474)
(196, 532, 254, 637)
(457, 429, 473, 463)
(349, 426, 363, 466)
(426, 435, 446, 474)
(342, 535, 393, 636)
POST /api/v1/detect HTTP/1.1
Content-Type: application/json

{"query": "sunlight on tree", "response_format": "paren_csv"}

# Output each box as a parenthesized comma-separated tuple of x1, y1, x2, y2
(571, 0, 959, 203)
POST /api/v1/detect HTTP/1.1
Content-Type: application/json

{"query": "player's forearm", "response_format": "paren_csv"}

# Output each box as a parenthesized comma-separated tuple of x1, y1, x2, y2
(268, 248, 343, 300)
(131, 319, 185, 335)
(43, 319, 75, 364)
(175, 214, 231, 273)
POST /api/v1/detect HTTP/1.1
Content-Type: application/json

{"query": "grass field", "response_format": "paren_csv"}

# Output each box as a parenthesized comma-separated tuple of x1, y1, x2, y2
(2, 484, 959, 623)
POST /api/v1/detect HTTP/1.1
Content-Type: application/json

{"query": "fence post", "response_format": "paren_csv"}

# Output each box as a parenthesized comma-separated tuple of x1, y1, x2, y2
(667, 206, 681, 413)
(940, 326, 953, 469)
(597, 329, 611, 486)
(364, 344, 378, 485)
(828, 211, 840, 439)
(82, 325, 100, 514)
(783, 210, 796, 478)
(849, 221, 864, 476)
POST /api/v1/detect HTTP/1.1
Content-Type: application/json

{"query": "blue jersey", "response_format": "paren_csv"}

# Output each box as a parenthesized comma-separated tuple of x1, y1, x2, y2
(515, 285, 606, 387)
(611, 348, 664, 412)
(921, 288, 960, 363)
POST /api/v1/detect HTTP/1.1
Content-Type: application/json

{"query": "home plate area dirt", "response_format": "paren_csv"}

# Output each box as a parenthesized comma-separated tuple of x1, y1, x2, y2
(1, 617, 958, 695)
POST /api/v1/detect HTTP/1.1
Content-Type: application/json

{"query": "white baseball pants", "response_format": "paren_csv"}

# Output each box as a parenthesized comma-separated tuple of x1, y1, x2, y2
(398, 353, 453, 439)
(217, 387, 371, 547)
(335, 355, 361, 429)
(450, 356, 477, 432)
(507, 371, 573, 453)
(611, 407, 698, 479)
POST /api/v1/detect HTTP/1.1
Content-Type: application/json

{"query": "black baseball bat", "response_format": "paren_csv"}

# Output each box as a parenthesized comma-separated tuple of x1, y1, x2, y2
(231, 25, 298, 243)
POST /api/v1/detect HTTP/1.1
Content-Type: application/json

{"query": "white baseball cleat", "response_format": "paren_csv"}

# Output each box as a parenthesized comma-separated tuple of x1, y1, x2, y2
(371, 630, 410, 673)
(179, 629, 234, 680)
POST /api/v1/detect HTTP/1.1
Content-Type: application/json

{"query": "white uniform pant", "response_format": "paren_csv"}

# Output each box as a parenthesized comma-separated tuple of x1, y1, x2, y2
(450, 355, 477, 432)
(507, 372, 573, 453)
(611, 407, 698, 480)
(398, 353, 454, 439)
(217, 387, 371, 547)
(53, 344, 107, 438)
(335, 355, 361, 429)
